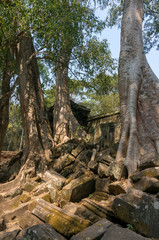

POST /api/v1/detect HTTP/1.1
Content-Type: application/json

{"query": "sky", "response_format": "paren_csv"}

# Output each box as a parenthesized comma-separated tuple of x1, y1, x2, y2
(96, 10, 159, 78)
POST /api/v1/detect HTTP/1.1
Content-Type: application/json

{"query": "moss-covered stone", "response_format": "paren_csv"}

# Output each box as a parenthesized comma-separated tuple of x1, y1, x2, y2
(61, 173, 95, 202)
(20, 192, 31, 203)
(29, 199, 91, 238)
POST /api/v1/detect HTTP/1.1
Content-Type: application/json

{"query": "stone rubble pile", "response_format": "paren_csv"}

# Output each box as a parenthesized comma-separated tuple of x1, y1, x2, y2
(0, 141, 159, 239)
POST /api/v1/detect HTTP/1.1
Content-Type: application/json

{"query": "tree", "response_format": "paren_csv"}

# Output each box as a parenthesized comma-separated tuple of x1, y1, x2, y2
(113, 0, 159, 178)
(28, 0, 107, 145)
(16, 32, 53, 172)
(0, 1, 18, 154)
(106, 0, 159, 52)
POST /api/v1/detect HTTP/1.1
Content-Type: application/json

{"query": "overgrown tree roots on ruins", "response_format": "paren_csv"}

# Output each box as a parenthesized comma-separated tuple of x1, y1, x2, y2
(16, 33, 54, 175)
(115, 0, 159, 179)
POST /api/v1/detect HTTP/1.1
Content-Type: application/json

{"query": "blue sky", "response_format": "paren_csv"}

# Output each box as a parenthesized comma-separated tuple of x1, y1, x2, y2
(96, 10, 159, 78)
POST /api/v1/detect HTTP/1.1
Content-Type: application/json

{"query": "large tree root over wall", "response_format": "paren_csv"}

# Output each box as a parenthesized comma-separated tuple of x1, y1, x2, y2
(114, 0, 159, 179)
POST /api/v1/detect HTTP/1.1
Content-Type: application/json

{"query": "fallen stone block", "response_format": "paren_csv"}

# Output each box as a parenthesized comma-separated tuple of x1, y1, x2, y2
(95, 178, 110, 192)
(0, 229, 20, 240)
(28, 198, 91, 238)
(108, 180, 129, 196)
(113, 193, 159, 238)
(72, 145, 85, 157)
(32, 182, 48, 196)
(42, 170, 66, 190)
(134, 176, 159, 193)
(16, 223, 66, 240)
(52, 154, 75, 173)
(20, 192, 31, 203)
(63, 203, 100, 223)
(82, 199, 111, 218)
(18, 210, 43, 229)
(101, 224, 150, 240)
(61, 173, 95, 202)
(138, 152, 159, 170)
(70, 218, 113, 240)
(2, 202, 29, 223)
(131, 167, 159, 183)
(98, 162, 109, 177)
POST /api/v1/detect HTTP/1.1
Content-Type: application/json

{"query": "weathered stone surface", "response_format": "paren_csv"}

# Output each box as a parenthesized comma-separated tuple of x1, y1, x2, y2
(76, 150, 92, 165)
(98, 163, 109, 177)
(63, 203, 100, 223)
(134, 176, 159, 193)
(95, 178, 110, 192)
(1, 196, 21, 212)
(20, 192, 31, 203)
(0, 229, 20, 240)
(52, 154, 75, 173)
(88, 160, 98, 171)
(131, 167, 159, 183)
(22, 182, 36, 192)
(101, 224, 150, 240)
(0, 218, 6, 231)
(82, 199, 111, 218)
(28, 199, 91, 238)
(42, 170, 66, 190)
(113, 193, 159, 238)
(108, 180, 128, 196)
(92, 191, 109, 201)
(108, 161, 125, 180)
(17, 223, 66, 240)
(70, 218, 113, 240)
(32, 182, 48, 196)
(18, 211, 44, 229)
(72, 145, 85, 157)
(97, 151, 113, 165)
(2, 202, 29, 223)
(61, 173, 95, 202)
(139, 152, 159, 170)
(47, 184, 59, 203)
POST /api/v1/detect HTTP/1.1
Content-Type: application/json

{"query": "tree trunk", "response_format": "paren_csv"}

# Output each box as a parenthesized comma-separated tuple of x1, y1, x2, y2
(53, 48, 86, 145)
(16, 33, 53, 173)
(0, 46, 13, 154)
(115, 0, 159, 178)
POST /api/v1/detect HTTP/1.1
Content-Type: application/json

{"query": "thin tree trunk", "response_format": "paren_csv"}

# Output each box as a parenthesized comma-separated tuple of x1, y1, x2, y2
(114, 0, 159, 179)
(53, 48, 86, 145)
(16, 32, 53, 172)
(0, 46, 13, 154)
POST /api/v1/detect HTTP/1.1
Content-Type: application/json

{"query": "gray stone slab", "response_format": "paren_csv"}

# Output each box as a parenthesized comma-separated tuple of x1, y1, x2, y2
(70, 218, 112, 240)
(101, 224, 150, 240)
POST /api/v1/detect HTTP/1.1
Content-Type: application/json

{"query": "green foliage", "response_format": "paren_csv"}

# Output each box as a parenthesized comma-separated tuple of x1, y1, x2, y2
(81, 73, 119, 115)
(3, 103, 22, 151)
(103, 0, 159, 52)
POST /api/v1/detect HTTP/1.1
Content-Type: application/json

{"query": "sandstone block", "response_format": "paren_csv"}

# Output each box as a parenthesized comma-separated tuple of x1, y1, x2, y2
(28, 199, 91, 238)
(131, 167, 159, 183)
(17, 223, 66, 240)
(113, 193, 159, 238)
(42, 170, 66, 190)
(61, 173, 95, 202)
(70, 218, 112, 240)
(95, 177, 110, 192)
(101, 224, 150, 240)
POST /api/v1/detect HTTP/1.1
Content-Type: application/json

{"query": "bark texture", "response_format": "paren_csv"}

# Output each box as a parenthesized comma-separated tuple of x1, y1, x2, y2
(0, 46, 13, 153)
(116, 0, 159, 178)
(53, 48, 86, 145)
(16, 33, 53, 172)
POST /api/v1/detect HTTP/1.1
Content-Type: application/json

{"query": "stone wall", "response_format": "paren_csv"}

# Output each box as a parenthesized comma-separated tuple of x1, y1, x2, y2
(87, 112, 120, 149)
